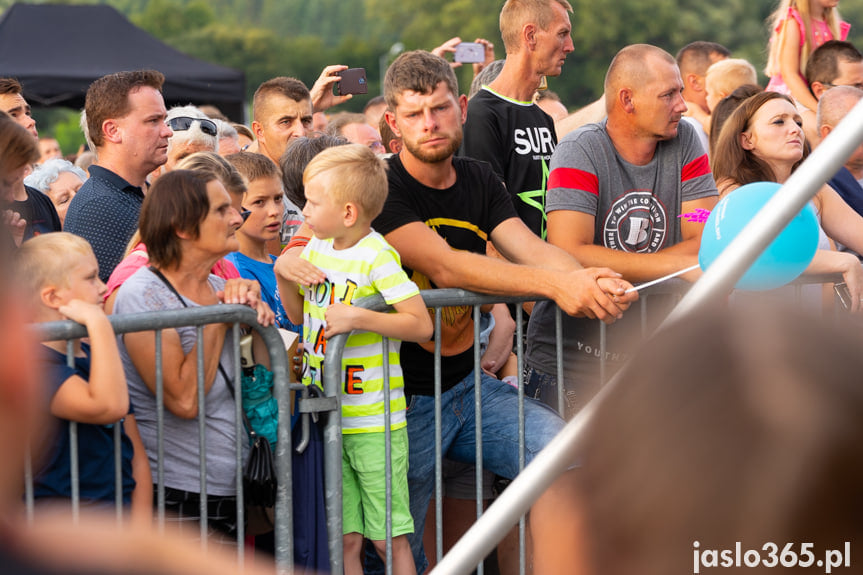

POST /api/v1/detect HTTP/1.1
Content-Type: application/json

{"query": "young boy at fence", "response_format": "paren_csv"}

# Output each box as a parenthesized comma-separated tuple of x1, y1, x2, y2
(281, 144, 433, 575)
(224, 151, 300, 333)
(16, 232, 151, 522)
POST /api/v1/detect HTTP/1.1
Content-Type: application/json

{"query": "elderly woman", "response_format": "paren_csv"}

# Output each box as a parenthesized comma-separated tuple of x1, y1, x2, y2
(711, 90, 863, 310)
(24, 158, 87, 225)
(113, 170, 273, 543)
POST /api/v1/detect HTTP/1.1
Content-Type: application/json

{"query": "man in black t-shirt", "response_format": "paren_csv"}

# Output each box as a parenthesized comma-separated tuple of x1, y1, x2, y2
(461, 0, 574, 240)
(368, 49, 636, 574)
(0, 79, 61, 240)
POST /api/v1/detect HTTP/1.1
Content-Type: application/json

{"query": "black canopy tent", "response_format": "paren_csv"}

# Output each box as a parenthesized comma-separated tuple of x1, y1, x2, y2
(0, 3, 246, 121)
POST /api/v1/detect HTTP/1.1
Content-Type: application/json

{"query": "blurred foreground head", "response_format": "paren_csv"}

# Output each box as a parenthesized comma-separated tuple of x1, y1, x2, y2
(571, 304, 863, 574)
(0, 221, 42, 515)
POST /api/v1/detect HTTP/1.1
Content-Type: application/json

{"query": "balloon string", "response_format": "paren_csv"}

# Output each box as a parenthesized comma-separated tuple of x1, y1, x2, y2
(624, 264, 701, 293)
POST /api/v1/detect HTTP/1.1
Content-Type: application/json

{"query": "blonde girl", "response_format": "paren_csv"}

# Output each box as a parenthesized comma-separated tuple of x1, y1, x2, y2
(764, 0, 849, 112)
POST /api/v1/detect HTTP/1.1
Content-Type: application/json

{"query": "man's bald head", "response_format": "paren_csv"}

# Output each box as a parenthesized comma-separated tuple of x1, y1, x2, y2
(604, 44, 677, 113)
(817, 85, 863, 130)
(818, 86, 863, 177)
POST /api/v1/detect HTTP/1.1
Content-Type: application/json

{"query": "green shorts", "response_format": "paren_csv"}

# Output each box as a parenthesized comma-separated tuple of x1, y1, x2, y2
(342, 427, 413, 540)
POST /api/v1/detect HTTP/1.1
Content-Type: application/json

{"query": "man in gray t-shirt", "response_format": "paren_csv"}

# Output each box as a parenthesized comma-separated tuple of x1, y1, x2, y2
(525, 44, 719, 417)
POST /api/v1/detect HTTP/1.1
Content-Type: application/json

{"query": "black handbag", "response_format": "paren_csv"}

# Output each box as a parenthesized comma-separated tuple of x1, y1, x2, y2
(244, 429, 277, 508)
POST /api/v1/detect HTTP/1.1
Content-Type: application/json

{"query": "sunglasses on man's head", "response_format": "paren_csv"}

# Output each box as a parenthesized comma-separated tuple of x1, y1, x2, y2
(166, 116, 218, 137)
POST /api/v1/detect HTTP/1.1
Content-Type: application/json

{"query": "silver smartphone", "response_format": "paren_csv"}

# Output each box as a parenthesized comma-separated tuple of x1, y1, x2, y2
(454, 42, 484, 63)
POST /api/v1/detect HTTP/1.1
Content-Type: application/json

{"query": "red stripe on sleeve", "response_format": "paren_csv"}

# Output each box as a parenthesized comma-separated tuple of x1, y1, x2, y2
(681, 154, 711, 182)
(548, 167, 599, 195)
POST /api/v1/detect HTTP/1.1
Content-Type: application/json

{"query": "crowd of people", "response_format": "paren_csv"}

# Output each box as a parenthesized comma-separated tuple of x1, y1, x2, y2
(2, 0, 863, 573)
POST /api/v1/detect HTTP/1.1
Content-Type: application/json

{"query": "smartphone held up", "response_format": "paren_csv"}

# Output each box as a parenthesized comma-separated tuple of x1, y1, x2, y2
(454, 42, 485, 64)
(336, 68, 368, 96)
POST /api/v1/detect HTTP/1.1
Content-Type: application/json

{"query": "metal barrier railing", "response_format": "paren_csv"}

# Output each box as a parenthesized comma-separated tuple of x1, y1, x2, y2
(25, 275, 849, 575)
(31, 304, 302, 572)
(321, 277, 702, 575)
(434, 97, 863, 575)
(321, 273, 848, 575)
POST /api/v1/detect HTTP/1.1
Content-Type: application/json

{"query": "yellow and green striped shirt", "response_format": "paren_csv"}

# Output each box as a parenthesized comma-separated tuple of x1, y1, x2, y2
(299, 231, 419, 434)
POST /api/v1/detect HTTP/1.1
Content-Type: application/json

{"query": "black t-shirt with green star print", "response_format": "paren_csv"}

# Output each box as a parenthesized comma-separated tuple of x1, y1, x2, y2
(460, 86, 557, 239)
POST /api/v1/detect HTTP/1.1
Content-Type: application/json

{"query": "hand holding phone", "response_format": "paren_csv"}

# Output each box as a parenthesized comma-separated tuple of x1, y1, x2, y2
(454, 42, 485, 64)
(336, 68, 368, 96)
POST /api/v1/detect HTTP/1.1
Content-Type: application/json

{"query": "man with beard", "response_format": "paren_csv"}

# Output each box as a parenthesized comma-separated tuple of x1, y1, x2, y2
(524, 44, 719, 418)
(367, 49, 636, 574)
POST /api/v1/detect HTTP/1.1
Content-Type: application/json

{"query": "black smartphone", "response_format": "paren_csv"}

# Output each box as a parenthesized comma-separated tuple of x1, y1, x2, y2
(454, 42, 485, 64)
(337, 68, 368, 96)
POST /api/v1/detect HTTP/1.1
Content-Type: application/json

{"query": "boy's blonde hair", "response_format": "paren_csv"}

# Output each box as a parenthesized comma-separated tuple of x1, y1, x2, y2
(706, 59, 759, 99)
(765, 0, 844, 78)
(303, 144, 388, 222)
(16, 233, 94, 306)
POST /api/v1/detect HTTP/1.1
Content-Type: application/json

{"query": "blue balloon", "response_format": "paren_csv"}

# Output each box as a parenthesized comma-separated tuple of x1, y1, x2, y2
(698, 181, 819, 291)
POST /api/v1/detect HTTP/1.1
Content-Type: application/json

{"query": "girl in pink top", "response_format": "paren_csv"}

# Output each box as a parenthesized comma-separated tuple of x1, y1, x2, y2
(765, 0, 850, 113)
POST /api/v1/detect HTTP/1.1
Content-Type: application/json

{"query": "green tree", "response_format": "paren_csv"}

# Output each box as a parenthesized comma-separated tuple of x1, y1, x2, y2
(131, 0, 214, 41)
(54, 111, 86, 156)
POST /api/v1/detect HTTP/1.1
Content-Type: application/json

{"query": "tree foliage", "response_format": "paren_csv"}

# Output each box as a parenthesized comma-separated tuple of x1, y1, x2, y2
(10, 0, 863, 114)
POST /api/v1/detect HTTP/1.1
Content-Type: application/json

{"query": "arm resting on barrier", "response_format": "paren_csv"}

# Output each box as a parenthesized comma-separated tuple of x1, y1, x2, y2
(384, 220, 635, 323)
(817, 184, 863, 258)
(48, 300, 129, 425)
(323, 293, 433, 342)
(545, 197, 715, 283)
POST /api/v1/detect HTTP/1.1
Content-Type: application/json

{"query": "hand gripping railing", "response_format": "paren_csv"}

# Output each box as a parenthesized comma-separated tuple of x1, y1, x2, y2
(33, 304, 300, 573)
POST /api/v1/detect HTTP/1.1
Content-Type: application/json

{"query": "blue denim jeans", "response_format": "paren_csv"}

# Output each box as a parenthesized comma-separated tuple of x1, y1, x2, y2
(366, 369, 565, 574)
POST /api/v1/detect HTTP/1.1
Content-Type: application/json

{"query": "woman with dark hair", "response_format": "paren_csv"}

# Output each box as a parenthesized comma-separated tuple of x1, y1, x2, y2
(711, 90, 863, 309)
(0, 112, 47, 247)
(113, 170, 274, 544)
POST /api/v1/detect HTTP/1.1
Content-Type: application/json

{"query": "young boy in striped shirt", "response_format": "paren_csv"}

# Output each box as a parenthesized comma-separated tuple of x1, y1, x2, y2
(280, 144, 432, 575)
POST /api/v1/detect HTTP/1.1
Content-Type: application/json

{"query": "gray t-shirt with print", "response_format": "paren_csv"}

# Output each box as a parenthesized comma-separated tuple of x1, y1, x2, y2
(526, 119, 718, 393)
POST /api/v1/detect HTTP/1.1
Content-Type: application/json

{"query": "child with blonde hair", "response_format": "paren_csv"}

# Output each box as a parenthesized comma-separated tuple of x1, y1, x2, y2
(705, 58, 760, 113)
(280, 144, 432, 575)
(765, 0, 850, 113)
(17, 232, 150, 521)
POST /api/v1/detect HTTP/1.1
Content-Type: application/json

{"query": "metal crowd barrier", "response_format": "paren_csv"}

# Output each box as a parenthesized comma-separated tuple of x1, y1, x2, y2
(320, 278, 702, 575)
(321, 272, 849, 575)
(434, 98, 863, 575)
(25, 277, 850, 575)
(31, 304, 302, 572)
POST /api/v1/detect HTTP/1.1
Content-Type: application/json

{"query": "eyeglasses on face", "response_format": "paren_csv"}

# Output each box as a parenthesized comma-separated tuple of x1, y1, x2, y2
(821, 82, 863, 91)
(166, 116, 218, 137)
